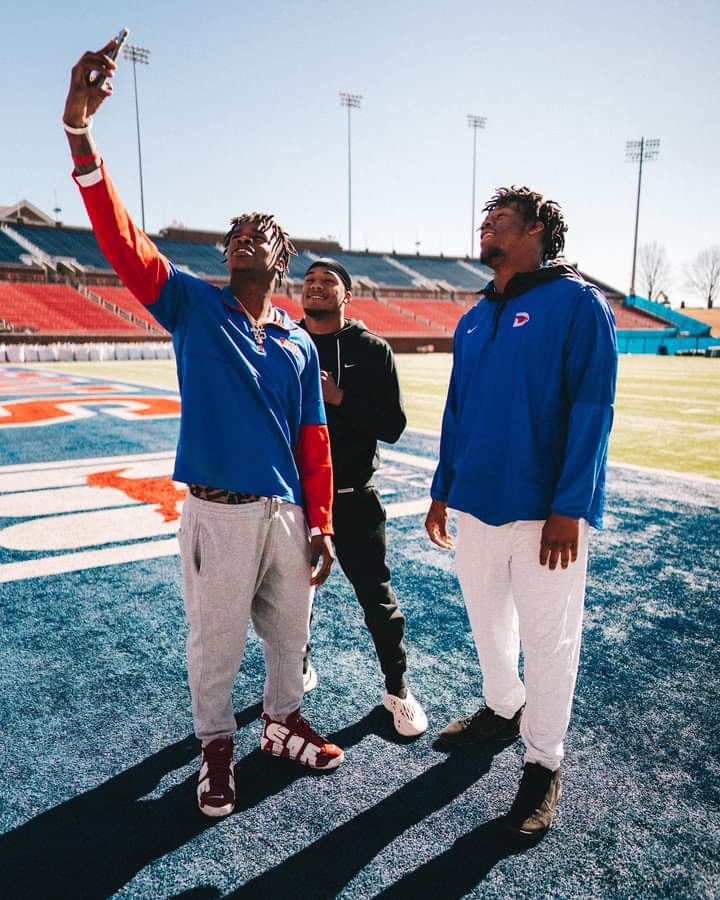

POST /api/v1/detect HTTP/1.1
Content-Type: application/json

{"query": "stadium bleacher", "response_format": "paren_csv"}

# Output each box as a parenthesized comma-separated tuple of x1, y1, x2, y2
(273, 295, 305, 320)
(288, 251, 325, 281)
(89, 286, 168, 333)
(11, 224, 110, 270)
(153, 238, 228, 278)
(326, 253, 419, 288)
(347, 298, 439, 335)
(610, 302, 668, 330)
(388, 298, 470, 331)
(0, 209, 712, 353)
(0, 283, 146, 335)
(0, 230, 31, 266)
(393, 255, 491, 291)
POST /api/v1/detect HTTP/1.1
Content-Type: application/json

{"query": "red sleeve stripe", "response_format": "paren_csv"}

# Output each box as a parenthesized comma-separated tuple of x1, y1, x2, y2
(295, 424, 333, 534)
(75, 165, 170, 306)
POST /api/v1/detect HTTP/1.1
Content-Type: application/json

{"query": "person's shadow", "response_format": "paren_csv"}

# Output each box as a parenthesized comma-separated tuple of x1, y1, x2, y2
(0, 703, 407, 898)
(0, 704, 259, 899)
(228, 740, 529, 900)
(1, 703, 535, 899)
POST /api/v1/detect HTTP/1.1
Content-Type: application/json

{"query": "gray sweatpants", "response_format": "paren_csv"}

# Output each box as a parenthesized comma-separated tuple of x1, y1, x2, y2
(178, 493, 313, 743)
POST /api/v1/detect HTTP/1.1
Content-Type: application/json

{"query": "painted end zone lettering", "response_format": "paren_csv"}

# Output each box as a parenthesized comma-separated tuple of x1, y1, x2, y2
(0, 395, 180, 427)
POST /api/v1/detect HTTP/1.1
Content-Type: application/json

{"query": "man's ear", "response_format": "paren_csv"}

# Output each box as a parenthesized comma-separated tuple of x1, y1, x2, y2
(344, 290, 352, 305)
(528, 220, 544, 239)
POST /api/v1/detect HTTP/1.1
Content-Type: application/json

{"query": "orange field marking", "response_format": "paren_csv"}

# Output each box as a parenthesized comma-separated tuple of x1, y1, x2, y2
(87, 468, 186, 522)
(0, 395, 180, 426)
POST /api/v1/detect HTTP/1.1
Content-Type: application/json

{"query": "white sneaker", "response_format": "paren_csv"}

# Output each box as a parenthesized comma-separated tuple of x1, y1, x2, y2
(303, 662, 318, 693)
(383, 689, 428, 737)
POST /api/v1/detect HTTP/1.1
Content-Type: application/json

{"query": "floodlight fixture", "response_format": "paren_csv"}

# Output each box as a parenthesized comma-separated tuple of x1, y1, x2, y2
(467, 115, 487, 257)
(123, 44, 152, 231)
(340, 93, 363, 250)
(625, 137, 660, 297)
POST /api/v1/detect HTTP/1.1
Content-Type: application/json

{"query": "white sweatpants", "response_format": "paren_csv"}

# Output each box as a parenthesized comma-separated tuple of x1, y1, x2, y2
(455, 512, 589, 771)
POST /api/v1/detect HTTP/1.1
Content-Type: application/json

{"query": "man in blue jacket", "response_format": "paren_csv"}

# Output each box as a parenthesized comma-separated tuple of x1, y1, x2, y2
(426, 186, 617, 837)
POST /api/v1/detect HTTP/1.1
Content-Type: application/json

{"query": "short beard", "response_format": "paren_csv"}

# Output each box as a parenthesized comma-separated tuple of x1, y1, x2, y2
(480, 246, 503, 267)
(303, 307, 336, 320)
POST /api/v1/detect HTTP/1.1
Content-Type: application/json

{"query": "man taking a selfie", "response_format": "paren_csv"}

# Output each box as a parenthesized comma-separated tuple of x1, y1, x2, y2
(62, 37, 344, 819)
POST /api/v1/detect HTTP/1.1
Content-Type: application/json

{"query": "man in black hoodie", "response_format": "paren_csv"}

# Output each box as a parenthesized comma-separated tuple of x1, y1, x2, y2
(300, 259, 428, 737)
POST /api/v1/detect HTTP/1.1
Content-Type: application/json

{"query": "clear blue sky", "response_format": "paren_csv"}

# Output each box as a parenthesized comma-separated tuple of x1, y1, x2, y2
(1, 0, 718, 304)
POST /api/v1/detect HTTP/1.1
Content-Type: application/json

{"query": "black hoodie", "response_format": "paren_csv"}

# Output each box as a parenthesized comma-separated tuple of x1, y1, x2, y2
(298, 319, 406, 489)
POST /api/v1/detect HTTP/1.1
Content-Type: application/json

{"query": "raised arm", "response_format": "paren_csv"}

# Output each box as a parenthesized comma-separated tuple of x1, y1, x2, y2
(62, 40, 174, 318)
(62, 39, 116, 176)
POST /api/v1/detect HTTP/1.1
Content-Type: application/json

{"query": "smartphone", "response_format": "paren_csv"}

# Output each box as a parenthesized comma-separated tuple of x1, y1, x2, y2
(88, 27, 129, 88)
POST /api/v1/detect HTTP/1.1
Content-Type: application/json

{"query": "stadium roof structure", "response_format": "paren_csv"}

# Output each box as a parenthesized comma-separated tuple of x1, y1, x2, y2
(0, 200, 55, 226)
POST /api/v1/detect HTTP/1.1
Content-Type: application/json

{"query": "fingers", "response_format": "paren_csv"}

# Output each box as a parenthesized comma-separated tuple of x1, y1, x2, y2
(425, 519, 453, 550)
(309, 536, 334, 586)
(70, 50, 117, 93)
(97, 37, 120, 56)
(539, 542, 550, 566)
(540, 540, 578, 570)
(310, 553, 333, 586)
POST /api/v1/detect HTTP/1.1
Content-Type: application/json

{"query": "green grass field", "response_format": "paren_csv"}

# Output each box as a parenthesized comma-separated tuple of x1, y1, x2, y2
(26, 355, 720, 479)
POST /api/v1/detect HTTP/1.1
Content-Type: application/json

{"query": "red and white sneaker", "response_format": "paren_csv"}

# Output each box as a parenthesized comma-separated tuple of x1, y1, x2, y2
(197, 737, 235, 817)
(260, 709, 344, 770)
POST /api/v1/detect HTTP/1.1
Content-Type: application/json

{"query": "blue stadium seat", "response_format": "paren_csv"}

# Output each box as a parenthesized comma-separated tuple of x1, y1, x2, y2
(0, 230, 30, 265)
(153, 238, 228, 278)
(13, 224, 110, 269)
(333, 253, 416, 287)
(393, 256, 491, 291)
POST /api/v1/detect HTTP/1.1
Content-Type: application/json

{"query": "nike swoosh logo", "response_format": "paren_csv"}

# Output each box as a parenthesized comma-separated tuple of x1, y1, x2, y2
(467, 326, 478, 334)
(343, 363, 356, 368)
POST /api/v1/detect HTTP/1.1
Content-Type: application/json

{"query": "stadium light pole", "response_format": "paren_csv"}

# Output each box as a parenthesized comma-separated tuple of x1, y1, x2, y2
(340, 92, 362, 250)
(467, 115, 487, 258)
(625, 137, 660, 298)
(123, 44, 151, 232)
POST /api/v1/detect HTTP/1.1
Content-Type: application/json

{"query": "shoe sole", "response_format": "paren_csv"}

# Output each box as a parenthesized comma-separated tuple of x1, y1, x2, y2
(434, 732, 520, 749)
(504, 817, 551, 839)
(260, 743, 344, 770)
(199, 801, 235, 818)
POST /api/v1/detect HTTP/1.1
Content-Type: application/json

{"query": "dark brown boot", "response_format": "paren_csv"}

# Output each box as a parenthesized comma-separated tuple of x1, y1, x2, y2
(505, 762, 561, 836)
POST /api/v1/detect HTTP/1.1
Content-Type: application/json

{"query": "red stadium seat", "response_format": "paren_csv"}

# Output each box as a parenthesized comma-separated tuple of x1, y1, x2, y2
(0, 283, 147, 335)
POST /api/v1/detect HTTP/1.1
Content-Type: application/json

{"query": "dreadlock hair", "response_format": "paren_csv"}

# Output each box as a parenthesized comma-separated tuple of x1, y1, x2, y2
(483, 186, 568, 262)
(222, 213, 297, 285)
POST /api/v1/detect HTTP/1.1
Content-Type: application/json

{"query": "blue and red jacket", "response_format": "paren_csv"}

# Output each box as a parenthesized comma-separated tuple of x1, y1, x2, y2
(74, 165, 333, 534)
(431, 265, 617, 528)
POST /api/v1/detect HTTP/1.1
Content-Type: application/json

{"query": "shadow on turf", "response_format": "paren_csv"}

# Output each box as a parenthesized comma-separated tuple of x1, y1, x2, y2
(0, 701, 417, 898)
(0, 704, 264, 899)
(228, 742, 534, 899)
(0, 702, 535, 899)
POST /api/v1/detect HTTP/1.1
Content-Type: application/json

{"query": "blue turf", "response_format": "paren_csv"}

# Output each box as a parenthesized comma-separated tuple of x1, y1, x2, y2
(0, 370, 718, 898)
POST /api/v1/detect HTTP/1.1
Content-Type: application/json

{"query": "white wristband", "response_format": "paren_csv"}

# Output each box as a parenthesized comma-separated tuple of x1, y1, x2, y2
(62, 117, 93, 135)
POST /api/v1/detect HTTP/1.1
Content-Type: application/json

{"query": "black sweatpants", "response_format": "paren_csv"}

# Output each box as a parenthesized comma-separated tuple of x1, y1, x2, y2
(309, 486, 407, 693)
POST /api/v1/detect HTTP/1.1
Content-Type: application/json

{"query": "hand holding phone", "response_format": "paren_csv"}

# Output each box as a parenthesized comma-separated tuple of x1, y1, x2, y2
(88, 27, 129, 88)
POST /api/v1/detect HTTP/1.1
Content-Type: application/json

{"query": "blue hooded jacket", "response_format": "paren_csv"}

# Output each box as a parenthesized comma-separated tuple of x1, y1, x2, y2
(431, 265, 617, 528)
